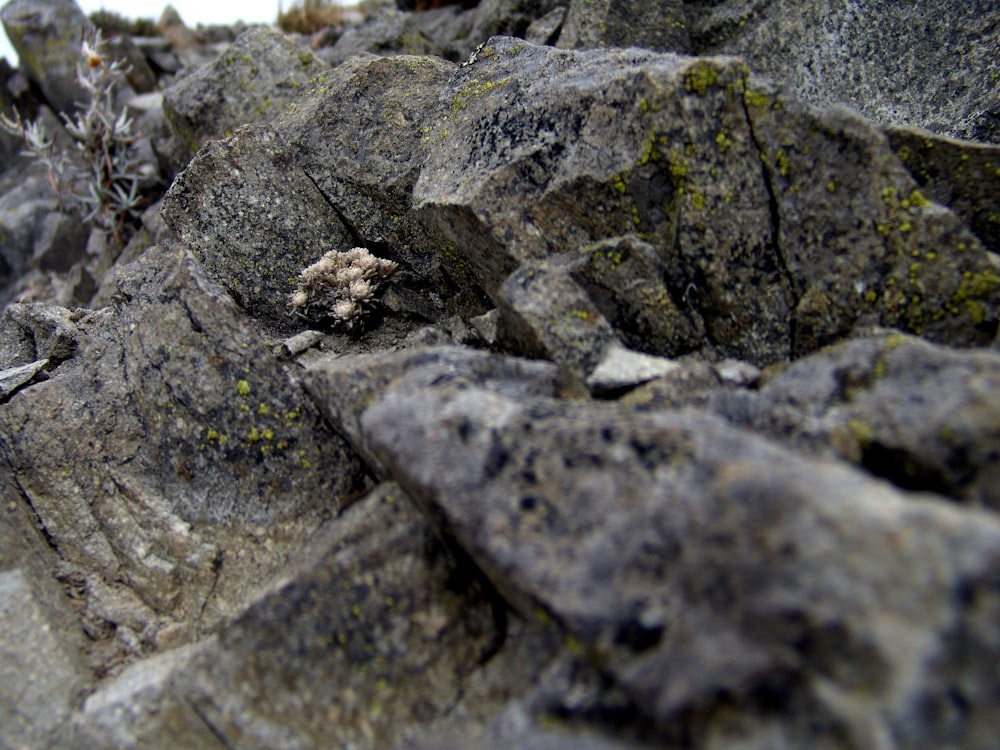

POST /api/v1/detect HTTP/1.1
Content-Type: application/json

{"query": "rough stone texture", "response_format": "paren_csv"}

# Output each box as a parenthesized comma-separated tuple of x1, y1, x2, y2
(0, 173, 59, 286)
(303, 345, 565, 476)
(0, 0, 93, 116)
(162, 52, 479, 333)
(274, 52, 458, 287)
(324, 7, 449, 66)
(559, 0, 691, 53)
(885, 126, 1000, 255)
(362, 378, 1000, 749)
(162, 26, 325, 164)
(0, 242, 364, 659)
(415, 39, 999, 371)
(0, 568, 89, 749)
(173, 481, 507, 750)
(67, 641, 224, 750)
(689, 332, 1000, 510)
(691, 0, 1000, 144)
(2, 4, 1000, 748)
(161, 124, 356, 331)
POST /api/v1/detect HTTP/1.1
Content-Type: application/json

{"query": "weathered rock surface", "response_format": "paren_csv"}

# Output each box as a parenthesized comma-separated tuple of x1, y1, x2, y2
(162, 26, 325, 164)
(0, 0, 94, 115)
(2, 1, 1000, 748)
(0, 242, 365, 666)
(362, 376, 1000, 749)
(559, 0, 691, 53)
(628, 331, 1000, 510)
(885, 126, 1000, 255)
(693, 0, 1000, 144)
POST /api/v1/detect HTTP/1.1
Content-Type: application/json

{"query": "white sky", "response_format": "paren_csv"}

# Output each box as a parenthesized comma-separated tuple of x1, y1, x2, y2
(2, 1, 303, 66)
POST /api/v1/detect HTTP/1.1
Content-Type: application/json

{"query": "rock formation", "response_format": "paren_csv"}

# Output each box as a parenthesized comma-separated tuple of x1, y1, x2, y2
(1, 0, 999, 748)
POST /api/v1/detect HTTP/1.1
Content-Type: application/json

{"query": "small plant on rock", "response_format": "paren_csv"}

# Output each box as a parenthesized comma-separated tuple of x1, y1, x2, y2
(0, 29, 148, 245)
(288, 247, 399, 330)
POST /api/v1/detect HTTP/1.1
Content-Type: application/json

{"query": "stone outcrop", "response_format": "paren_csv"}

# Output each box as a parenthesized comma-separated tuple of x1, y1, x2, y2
(2, 0, 1000, 748)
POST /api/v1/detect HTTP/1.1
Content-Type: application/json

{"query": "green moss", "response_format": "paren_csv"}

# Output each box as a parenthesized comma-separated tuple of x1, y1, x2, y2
(205, 428, 227, 444)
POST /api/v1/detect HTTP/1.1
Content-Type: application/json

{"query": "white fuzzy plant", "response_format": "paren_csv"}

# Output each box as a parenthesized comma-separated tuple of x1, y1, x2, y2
(1, 29, 145, 244)
(289, 247, 399, 330)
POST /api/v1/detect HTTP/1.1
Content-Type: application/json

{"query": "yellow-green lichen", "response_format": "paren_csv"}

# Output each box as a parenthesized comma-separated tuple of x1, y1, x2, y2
(684, 61, 719, 96)
(848, 419, 873, 449)
(451, 76, 513, 112)
(907, 189, 931, 210)
(205, 428, 227, 444)
(715, 130, 733, 153)
(236, 379, 251, 397)
(743, 88, 770, 111)
(775, 150, 790, 177)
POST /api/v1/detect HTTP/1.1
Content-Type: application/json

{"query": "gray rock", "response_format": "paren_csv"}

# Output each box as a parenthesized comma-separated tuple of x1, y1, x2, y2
(585, 343, 680, 395)
(161, 123, 356, 331)
(303, 345, 564, 476)
(0, 242, 364, 651)
(273, 52, 457, 285)
(715, 331, 1000, 509)
(466, 0, 564, 54)
(162, 51, 475, 332)
(0, 568, 89, 750)
(31, 209, 90, 272)
(885, 125, 1000, 255)
(0, 300, 78, 367)
(172, 481, 509, 749)
(0, 357, 47, 399)
(362, 379, 1000, 749)
(524, 6, 567, 46)
(742, 82, 997, 355)
(324, 7, 447, 66)
(162, 26, 325, 165)
(69, 641, 224, 750)
(416, 39, 998, 370)
(692, 0, 1000, 143)
(0, 172, 59, 282)
(558, 0, 691, 53)
(0, 0, 93, 116)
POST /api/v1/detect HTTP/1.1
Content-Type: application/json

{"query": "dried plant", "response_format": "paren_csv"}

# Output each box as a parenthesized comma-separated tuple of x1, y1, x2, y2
(277, 0, 345, 35)
(289, 247, 399, 330)
(0, 29, 148, 245)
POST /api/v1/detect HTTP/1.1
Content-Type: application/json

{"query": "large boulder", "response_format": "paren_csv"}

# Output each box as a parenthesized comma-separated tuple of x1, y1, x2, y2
(414, 38, 999, 371)
(360, 369, 1000, 749)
